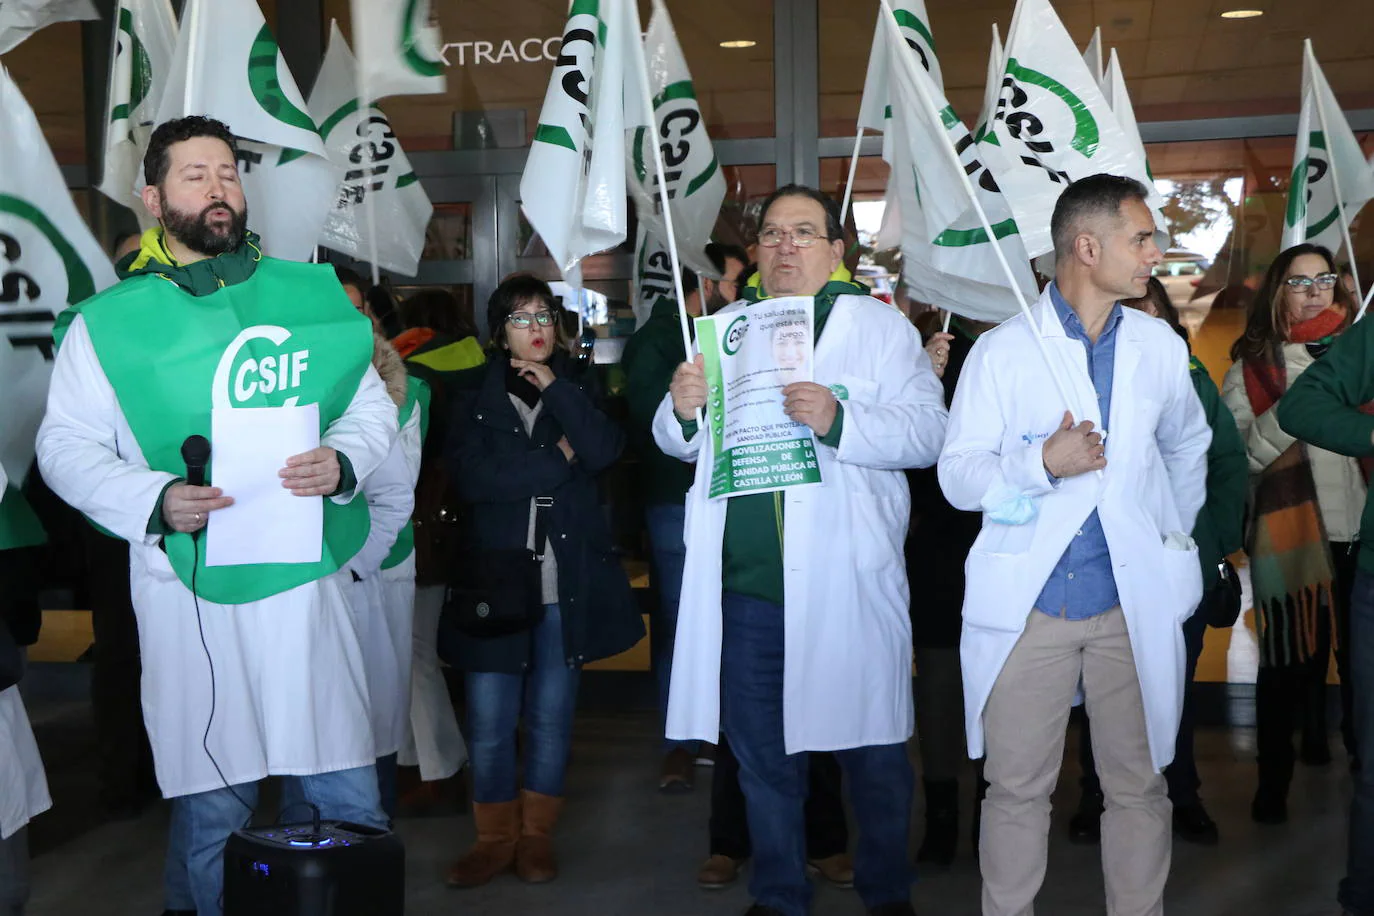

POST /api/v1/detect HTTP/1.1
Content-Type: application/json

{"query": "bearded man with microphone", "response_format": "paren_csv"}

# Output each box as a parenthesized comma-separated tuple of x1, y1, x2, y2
(35, 116, 398, 915)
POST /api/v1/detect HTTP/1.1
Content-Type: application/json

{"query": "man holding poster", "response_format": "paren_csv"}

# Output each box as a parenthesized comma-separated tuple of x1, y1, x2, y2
(654, 185, 948, 916)
(36, 117, 397, 914)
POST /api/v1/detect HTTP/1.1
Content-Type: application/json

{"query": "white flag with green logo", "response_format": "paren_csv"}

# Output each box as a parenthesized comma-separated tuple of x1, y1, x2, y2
(0, 65, 116, 486)
(97, 0, 177, 221)
(972, 23, 1003, 141)
(632, 223, 676, 329)
(0, 0, 98, 54)
(349, 0, 446, 102)
(309, 22, 432, 276)
(873, 3, 1032, 322)
(856, 0, 940, 163)
(1282, 41, 1374, 253)
(154, 0, 341, 261)
(626, 0, 724, 278)
(521, 0, 641, 287)
(978, 0, 1164, 258)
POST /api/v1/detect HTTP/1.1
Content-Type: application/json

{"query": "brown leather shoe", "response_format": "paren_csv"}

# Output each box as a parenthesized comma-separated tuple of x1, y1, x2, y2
(515, 789, 564, 883)
(806, 852, 855, 888)
(445, 799, 520, 888)
(660, 747, 695, 793)
(697, 853, 744, 889)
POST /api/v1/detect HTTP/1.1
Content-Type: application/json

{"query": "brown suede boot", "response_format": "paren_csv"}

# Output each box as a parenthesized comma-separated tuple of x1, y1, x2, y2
(515, 790, 564, 883)
(444, 799, 520, 888)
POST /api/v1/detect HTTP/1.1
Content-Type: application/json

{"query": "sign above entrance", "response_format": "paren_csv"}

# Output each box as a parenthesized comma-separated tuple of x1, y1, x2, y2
(438, 37, 562, 67)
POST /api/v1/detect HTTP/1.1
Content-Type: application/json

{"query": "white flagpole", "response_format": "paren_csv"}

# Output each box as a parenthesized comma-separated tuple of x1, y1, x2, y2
(941, 309, 951, 333)
(1308, 52, 1365, 311)
(877, 0, 1077, 412)
(840, 128, 864, 225)
(1358, 280, 1374, 323)
(183, 0, 201, 111)
(627, 0, 698, 420)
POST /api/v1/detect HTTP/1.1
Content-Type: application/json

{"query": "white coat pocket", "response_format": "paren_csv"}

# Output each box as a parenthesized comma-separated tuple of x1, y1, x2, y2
(961, 548, 1032, 633)
(1157, 536, 1203, 622)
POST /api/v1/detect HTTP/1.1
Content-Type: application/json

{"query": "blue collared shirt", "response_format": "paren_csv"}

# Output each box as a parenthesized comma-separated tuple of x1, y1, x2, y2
(1034, 283, 1121, 620)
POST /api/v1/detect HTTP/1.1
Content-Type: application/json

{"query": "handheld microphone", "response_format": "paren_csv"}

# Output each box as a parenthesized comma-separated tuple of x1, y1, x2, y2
(181, 435, 210, 487)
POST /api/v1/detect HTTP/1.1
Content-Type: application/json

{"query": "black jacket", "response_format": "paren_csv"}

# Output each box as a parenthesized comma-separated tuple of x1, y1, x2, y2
(443, 353, 644, 673)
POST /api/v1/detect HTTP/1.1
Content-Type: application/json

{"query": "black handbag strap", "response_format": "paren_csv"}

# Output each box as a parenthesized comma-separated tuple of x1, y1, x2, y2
(532, 496, 553, 561)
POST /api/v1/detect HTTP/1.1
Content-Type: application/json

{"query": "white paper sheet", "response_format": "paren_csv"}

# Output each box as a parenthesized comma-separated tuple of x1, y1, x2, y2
(207, 404, 324, 567)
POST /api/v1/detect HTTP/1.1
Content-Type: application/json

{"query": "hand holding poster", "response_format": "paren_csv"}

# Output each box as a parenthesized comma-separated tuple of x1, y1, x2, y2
(695, 298, 824, 499)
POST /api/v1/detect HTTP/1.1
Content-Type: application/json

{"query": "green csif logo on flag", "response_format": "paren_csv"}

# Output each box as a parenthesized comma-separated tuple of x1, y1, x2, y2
(401, 0, 444, 77)
(533, 0, 606, 154)
(110, 7, 153, 129)
(0, 195, 98, 307)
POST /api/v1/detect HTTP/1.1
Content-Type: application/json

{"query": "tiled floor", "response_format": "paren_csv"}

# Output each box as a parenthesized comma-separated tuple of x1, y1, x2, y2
(17, 685, 1354, 916)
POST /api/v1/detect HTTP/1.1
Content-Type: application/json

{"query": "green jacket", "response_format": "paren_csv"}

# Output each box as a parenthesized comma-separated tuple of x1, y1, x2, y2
(1276, 316, 1374, 575)
(621, 296, 697, 506)
(1190, 357, 1247, 590)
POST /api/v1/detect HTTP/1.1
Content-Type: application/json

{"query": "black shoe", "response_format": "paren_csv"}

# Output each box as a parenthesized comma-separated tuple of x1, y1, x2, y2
(1251, 787, 1288, 824)
(743, 906, 785, 916)
(1068, 789, 1103, 845)
(1171, 801, 1219, 845)
(869, 903, 918, 916)
(915, 778, 959, 868)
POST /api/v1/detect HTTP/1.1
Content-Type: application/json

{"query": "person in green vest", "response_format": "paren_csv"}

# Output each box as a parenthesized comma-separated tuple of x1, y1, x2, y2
(35, 116, 399, 916)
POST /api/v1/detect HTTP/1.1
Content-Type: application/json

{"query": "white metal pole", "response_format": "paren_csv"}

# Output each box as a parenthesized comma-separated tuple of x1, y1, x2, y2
(840, 129, 864, 226)
(627, 0, 700, 423)
(941, 309, 951, 333)
(1358, 281, 1374, 323)
(182, 0, 200, 112)
(877, 0, 1078, 413)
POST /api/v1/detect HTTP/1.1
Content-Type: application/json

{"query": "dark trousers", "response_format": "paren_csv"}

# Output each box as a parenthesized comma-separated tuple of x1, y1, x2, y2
(1079, 605, 1208, 804)
(1340, 568, 1374, 914)
(719, 592, 914, 915)
(81, 526, 154, 807)
(709, 734, 849, 862)
(1257, 541, 1357, 792)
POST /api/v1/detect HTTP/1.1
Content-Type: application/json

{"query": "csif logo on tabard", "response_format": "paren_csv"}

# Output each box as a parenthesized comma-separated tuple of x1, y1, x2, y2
(211, 325, 310, 408)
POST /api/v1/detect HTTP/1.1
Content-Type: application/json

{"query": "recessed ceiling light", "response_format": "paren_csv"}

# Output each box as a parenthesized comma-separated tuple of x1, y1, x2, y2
(719, 39, 757, 49)
(1220, 9, 1264, 18)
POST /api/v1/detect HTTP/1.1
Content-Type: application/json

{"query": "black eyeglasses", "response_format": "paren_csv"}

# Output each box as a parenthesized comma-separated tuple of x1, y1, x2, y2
(507, 310, 556, 329)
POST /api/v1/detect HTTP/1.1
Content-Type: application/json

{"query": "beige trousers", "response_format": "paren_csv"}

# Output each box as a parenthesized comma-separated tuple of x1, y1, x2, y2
(980, 607, 1170, 916)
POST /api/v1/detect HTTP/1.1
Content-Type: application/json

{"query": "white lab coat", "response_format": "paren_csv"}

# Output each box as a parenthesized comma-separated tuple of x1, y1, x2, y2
(36, 316, 398, 798)
(0, 685, 50, 840)
(653, 294, 949, 753)
(346, 408, 419, 758)
(937, 289, 1211, 771)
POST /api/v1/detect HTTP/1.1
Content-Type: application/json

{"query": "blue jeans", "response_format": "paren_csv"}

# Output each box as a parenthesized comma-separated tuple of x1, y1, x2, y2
(466, 603, 581, 802)
(180, 765, 387, 915)
(1341, 569, 1374, 914)
(164, 801, 194, 911)
(720, 592, 915, 915)
(645, 504, 696, 754)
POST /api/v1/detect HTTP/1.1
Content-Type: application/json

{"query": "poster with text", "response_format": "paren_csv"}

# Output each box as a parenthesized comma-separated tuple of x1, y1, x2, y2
(696, 297, 823, 499)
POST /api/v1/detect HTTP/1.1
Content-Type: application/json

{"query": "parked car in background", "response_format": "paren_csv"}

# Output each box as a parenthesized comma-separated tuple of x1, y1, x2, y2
(1154, 249, 1211, 308)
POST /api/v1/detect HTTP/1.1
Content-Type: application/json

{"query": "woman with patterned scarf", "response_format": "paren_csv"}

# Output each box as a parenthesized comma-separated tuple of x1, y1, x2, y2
(1221, 243, 1363, 824)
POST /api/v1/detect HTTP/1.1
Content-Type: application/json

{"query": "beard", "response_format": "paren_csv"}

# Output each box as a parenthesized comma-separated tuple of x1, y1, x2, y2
(159, 196, 249, 257)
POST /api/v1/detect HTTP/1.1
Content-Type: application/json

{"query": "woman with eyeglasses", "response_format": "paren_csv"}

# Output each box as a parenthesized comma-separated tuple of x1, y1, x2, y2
(442, 274, 643, 888)
(1220, 243, 1362, 824)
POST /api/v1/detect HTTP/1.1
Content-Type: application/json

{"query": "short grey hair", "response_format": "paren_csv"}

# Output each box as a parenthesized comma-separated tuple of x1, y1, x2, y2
(1050, 173, 1151, 262)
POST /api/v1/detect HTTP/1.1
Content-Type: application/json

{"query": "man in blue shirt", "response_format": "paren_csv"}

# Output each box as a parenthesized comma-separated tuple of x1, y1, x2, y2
(939, 173, 1210, 916)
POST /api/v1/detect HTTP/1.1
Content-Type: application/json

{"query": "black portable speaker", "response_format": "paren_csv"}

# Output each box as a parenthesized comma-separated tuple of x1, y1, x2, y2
(223, 820, 405, 915)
